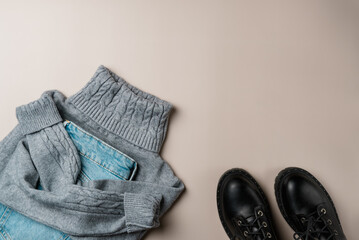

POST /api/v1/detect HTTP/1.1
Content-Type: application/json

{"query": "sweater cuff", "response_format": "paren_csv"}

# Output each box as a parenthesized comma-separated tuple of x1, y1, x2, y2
(124, 192, 162, 233)
(16, 93, 63, 135)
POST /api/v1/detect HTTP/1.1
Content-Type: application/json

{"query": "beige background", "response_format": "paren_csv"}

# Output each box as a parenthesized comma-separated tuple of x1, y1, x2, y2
(0, 0, 359, 239)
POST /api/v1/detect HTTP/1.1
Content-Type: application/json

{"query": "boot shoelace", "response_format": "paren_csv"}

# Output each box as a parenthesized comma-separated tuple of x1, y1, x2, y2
(293, 207, 338, 240)
(233, 209, 273, 240)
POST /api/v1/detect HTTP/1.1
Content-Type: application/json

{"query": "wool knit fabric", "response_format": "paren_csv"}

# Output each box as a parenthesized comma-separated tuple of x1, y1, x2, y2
(0, 65, 184, 239)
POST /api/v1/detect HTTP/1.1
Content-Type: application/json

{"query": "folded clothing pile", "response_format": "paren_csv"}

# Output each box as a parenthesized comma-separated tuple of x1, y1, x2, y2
(0, 65, 184, 240)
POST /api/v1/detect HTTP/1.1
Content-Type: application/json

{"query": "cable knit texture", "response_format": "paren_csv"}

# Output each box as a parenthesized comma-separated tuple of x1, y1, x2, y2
(68, 65, 173, 153)
(0, 66, 184, 239)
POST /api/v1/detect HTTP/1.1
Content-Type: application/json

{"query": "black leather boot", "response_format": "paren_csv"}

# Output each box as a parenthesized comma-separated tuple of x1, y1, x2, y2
(217, 168, 278, 240)
(275, 167, 347, 240)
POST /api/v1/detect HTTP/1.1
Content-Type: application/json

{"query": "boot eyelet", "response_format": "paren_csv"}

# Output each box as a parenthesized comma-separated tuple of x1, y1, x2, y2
(257, 210, 263, 216)
(327, 219, 332, 225)
(266, 232, 272, 238)
(244, 231, 249, 237)
(237, 220, 242, 226)
(301, 217, 306, 223)
(320, 208, 327, 214)
(262, 221, 267, 227)
(334, 230, 339, 235)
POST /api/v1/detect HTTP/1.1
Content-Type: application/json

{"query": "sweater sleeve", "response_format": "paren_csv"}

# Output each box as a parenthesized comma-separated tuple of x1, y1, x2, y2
(0, 93, 183, 237)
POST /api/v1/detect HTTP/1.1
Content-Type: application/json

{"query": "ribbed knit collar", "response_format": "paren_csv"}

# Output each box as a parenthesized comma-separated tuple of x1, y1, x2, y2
(67, 65, 173, 153)
(16, 65, 173, 153)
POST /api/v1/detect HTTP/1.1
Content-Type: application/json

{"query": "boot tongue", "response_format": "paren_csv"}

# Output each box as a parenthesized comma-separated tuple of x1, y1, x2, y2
(244, 216, 263, 240)
(314, 220, 331, 240)
(308, 218, 330, 240)
(300, 205, 332, 240)
(314, 205, 332, 240)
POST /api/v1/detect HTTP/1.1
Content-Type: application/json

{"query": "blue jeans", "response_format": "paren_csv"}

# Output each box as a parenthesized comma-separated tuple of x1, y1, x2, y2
(0, 120, 137, 240)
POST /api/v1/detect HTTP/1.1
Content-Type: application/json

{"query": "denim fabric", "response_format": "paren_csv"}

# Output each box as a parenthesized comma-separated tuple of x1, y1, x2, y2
(63, 120, 137, 182)
(0, 120, 137, 240)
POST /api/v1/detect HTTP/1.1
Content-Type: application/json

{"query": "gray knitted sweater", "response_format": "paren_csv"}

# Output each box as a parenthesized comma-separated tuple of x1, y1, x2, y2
(0, 65, 184, 239)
